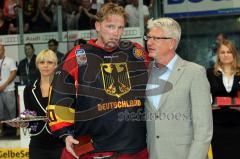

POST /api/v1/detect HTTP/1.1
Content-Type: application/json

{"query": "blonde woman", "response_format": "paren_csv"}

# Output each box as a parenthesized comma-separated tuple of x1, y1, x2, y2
(207, 40, 240, 159)
(23, 49, 64, 159)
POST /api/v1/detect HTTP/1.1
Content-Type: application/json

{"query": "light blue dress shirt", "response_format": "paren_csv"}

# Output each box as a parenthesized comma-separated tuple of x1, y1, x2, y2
(146, 54, 178, 109)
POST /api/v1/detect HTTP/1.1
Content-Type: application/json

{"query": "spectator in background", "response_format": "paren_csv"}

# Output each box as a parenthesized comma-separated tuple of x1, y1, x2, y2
(48, 2, 58, 31)
(23, 0, 38, 33)
(31, 0, 52, 32)
(8, 5, 30, 34)
(48, 39, 64, 64)
(76, 0, 97, 30)
(144, 0, 155, 9)
(17, 43, 40, 85)
(3, 0, 23, 24)
(125, 0, 149, 27)
(0, 9, 9, 35)
(7, 4, 18, 34)
(0, 44, 17, 136)
(209, 33, 228, 67)
(216, 33, 227, 44)
(60, 0, 76, 30)
(207, 40, 240, 159)
(144, 0, 155, 16)
(91, 0, 103, 11)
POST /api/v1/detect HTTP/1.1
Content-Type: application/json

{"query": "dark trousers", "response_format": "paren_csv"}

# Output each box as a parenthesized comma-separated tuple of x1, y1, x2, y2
(212, 109, 240, 159)
(29, 142, 63, 159)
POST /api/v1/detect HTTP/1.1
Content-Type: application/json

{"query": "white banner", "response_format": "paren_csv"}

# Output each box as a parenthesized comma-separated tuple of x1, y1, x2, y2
(164, 0, 240, 17)
(0, 27, 141, 45)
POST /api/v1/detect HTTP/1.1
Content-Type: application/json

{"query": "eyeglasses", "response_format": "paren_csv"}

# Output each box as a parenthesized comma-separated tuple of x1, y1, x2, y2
(143, 35, 172, 41)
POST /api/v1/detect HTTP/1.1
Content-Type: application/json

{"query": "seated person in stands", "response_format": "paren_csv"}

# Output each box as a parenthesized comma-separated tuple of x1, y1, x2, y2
(207, 39, 240, 159)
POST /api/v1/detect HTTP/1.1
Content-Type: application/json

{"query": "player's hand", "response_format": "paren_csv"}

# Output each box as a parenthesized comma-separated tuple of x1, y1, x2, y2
(65, 135, 79, 159)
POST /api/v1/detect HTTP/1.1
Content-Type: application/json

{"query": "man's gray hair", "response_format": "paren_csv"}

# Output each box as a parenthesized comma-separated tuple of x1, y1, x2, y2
(147, 17, 181, 48)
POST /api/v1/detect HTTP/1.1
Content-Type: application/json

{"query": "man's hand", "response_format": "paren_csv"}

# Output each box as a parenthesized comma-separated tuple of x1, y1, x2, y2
(65, 135, 79, 159)
(0, 83, 7, 92)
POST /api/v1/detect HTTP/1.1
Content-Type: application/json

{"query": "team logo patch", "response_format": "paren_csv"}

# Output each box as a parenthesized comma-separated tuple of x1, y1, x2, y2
(101, 63, 131, 98)
(133, 48, 144, 60)
(76, 49, 87, 65)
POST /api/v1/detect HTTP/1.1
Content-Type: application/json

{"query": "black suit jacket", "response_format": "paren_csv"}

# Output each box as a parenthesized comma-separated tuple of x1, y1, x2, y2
(207, 68, 240, 125)
(17, 55, 40, 85)
(24, 79, 64, 147)
(24, 79, 50, 136)
(207, 68, 240, 100)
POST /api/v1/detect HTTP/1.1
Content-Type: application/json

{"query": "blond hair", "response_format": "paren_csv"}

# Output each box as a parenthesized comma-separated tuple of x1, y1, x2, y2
(147, 17, 181, 49)
(36, 49, 58, 66)
(214, 40, 240, 76)
(96, 3, 127, 23)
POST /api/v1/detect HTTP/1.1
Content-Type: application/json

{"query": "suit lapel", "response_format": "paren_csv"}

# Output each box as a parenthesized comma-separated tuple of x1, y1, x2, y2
(158, 56, 185, 110)
(147, 62, 153, 78)
(32, 79, 46, 113)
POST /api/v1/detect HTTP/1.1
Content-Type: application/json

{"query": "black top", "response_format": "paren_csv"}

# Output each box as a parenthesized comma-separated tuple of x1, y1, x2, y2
(207, 68, 240, 125)
(31, 8, 52, 32)
(56, 51, 64, 65)
(17, 54, 40, 85)
(49, 39, 148, 153)
(206, 68, 240, 102)
(77, 8, 97, 30)
(24, 79, 64, 148)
